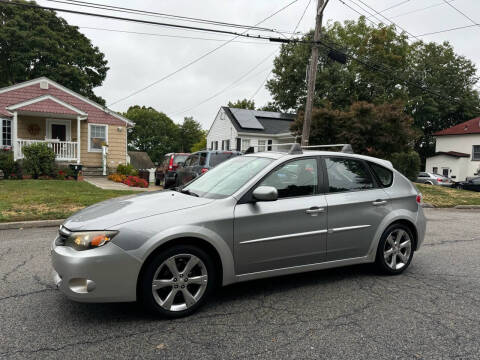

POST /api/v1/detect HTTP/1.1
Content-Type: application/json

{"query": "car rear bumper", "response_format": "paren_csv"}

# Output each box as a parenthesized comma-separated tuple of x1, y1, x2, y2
(51, 240, 141, 303)
(416, 206, 427, 250)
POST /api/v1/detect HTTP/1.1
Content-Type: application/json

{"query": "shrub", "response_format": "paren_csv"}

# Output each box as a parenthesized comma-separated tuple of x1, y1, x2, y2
(389, 151, 421, 181)
(123, 175, 148, 188)
(108, 173, 127, 183)
(0, 148, 15, 179)
(116, 163, 138, 176)
(22, 143, 56, 179)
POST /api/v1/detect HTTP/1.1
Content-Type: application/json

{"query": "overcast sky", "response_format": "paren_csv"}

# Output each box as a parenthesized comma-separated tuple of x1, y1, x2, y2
(37, 0, 480, 129)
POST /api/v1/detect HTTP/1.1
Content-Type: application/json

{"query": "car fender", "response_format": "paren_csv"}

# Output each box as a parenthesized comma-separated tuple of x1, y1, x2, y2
(131, 225, 236, 286)
(365, 208, 419, 261)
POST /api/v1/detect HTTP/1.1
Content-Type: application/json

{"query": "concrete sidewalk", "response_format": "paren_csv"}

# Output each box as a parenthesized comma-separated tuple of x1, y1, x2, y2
(84, 176, 162, 191)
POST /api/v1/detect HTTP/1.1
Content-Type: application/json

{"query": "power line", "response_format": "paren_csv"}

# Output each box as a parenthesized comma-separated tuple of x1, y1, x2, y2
(375, 0, 410, 15)
(416, 23, 479, 37)
(349, 0, 421, 41)
(389, 0, 456, 20)
(250, 0, 314, 101)
(441, 0, 479, 26)
(79, 26, 278, 45)
(44, 0, 280, 34)
(337, 0, 380, 27)
(105, 0, 300, 106)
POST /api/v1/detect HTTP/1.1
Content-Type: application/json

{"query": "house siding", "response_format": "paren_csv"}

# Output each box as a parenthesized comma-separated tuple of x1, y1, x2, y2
(207, 108, 238, 150)
(426, 134, 480, 180)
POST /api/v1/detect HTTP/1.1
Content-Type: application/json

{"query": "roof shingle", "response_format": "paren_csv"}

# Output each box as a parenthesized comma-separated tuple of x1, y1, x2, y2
(434, 117, 480, 136)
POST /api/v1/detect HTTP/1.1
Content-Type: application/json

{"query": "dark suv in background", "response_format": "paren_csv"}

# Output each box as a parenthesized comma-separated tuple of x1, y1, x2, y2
(155, 153, 190, 187)
(175, 150, 242, 187)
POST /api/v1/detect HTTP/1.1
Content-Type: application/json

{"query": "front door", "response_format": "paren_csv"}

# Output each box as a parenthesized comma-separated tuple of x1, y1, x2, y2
(323, 157, 390, 261)
(51, 124, 66, 141)
(234, 157, 327, 274)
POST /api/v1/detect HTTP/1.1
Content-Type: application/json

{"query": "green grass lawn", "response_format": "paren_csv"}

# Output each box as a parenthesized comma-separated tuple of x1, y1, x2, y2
(0, 180, 141, 223)
(415, 183, 480, 208)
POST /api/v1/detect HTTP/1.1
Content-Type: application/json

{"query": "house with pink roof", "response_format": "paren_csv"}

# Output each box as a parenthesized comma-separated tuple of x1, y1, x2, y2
(0, 77, 133, 174)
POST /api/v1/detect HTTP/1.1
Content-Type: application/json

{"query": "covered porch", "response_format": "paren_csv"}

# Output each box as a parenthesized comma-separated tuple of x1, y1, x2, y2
(7, 95, 87, 163)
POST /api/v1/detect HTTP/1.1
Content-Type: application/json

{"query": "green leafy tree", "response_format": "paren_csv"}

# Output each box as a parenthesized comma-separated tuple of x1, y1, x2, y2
(267, 17, 480, 164)
(0, 0, 109, 104)
(178, 117, 204, 152)
(191, 131, 207, 152)
(125, 106, 180, 162)
(228, 99, 255, 110)
(291, 101, 419, 160)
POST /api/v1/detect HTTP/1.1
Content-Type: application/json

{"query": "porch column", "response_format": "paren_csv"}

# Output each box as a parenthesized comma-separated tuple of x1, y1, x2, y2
(12, 111, 18, 161)
(77, 116, 81, 164)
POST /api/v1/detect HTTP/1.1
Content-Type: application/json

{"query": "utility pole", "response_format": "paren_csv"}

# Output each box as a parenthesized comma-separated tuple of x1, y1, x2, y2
(301, 0, 329, 146)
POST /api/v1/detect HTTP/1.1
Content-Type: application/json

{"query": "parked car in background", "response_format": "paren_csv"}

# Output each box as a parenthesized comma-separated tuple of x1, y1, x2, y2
(415, 172, 454, 187)
(175, 150, 242, 187)
(455, 176, 480, 192)
(155, 153, 190, 187)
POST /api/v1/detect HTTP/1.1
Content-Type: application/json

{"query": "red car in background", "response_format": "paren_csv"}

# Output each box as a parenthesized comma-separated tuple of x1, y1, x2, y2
(155, 153, 190, 187)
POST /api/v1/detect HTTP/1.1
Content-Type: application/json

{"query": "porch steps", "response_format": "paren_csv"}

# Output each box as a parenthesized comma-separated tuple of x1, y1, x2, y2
(81, 167, 104, 177)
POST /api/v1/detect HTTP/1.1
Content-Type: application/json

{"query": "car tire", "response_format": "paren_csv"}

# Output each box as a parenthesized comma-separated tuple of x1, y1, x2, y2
(424, 181, 433, 185)
(139, 244, 217, 318)
(375, 224, 414, 275)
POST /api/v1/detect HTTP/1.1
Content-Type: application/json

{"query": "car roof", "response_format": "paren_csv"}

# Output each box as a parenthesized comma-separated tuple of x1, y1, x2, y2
(244, 150, 394, 169)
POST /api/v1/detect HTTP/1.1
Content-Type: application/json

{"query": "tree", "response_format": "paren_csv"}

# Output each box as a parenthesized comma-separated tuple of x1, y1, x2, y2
(178, 117, 204, 152)
(124, 106, 179, 162)
(227, 99, 255, 110)
(0, 1, 109, 104)
(267, 17, 480, 165)
(291, 101, 419, 160)
(191, 131, 207, 152)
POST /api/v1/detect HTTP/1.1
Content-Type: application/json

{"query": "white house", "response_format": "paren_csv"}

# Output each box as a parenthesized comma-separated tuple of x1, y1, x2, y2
(425, 117, 480, 181)
(206, 107, 296, 152)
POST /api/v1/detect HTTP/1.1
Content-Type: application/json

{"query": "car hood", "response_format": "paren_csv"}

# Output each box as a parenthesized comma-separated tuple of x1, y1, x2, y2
(63, 190, 213, 230)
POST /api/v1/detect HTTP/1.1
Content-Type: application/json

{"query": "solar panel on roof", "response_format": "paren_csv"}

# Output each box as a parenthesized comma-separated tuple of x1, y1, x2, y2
(229, 108, 264, 130)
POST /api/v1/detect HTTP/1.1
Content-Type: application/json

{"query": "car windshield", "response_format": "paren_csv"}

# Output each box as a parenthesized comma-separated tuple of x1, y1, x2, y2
(183, 156, 273, 199)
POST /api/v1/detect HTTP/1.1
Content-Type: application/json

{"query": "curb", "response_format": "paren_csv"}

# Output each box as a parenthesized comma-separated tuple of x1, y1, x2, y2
(0, 219, 65, 230)
(421, 203, 435, 208)
(454, 205, 480, 209)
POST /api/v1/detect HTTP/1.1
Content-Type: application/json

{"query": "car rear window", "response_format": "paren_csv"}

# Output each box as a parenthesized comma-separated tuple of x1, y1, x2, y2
(173, 155, 188, 164)
(326, 157, 375, 193)
(369, 162, 393, 187)
(209, 152, 238, 167)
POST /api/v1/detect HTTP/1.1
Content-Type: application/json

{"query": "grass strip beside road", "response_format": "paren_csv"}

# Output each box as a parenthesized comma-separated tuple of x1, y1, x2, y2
(416, 183, 480, 208)
(0, 180, 141, 223)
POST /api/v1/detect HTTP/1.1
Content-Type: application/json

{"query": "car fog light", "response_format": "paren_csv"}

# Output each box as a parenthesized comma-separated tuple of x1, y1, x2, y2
(69, 278, 96, 294)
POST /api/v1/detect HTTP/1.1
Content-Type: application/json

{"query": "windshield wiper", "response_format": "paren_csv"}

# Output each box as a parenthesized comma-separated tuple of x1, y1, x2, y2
(180, 188, 199, 197)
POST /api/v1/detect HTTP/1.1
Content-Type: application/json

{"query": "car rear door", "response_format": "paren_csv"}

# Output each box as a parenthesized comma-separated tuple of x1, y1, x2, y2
(323, 156, 391, 261)
(234, 157, 328, 274)
(177, 154, 199, 186)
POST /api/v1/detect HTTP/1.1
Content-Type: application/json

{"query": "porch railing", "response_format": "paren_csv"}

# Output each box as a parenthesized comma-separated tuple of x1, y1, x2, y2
(16, 139, 78, 161)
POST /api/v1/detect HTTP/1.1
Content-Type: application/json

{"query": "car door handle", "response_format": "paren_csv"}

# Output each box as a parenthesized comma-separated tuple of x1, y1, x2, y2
(306, 207, 325, 216)
(372, 199, 388, 206)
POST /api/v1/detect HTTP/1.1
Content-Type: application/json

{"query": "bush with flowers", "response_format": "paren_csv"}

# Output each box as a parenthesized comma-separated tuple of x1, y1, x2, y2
(123, 175, 148, 188)
(108, 173, 127, 183)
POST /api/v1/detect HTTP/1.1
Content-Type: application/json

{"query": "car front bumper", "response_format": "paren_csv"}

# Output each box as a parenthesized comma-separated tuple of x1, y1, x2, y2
(51, 239, 142, 303)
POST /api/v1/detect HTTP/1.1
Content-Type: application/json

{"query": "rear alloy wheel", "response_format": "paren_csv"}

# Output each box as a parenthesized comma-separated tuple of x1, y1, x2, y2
(376, 225, 414, 275)
(140, 245, 216, 318)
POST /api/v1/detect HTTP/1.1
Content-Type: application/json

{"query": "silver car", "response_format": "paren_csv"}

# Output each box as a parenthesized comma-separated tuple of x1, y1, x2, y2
(51, 147, 426, 317)
(416, 172, 453, 186)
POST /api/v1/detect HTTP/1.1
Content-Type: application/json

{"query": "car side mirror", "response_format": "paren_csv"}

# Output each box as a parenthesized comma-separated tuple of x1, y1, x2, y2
(252, 186, 278, 202)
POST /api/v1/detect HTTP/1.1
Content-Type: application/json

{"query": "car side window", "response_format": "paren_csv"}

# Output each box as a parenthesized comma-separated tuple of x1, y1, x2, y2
(326, 157, 374, 193)
(185, 154, 199, 167)
(369, 162, 393, 187)
(199, 153, 208, 166)
(418, 172, 427, 178)
(258, 158, 318, 199)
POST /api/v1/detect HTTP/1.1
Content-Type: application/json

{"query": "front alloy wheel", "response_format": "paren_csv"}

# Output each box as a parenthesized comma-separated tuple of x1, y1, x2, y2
(140, 245, 215, 318)
(376, 224, 414, 274)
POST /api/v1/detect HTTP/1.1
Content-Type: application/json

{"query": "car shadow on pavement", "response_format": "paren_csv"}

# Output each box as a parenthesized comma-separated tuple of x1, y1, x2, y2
(57, 263, 379, 322)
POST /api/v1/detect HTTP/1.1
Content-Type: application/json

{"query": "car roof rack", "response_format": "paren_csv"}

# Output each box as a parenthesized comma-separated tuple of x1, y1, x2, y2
(243, 143, 354, 155)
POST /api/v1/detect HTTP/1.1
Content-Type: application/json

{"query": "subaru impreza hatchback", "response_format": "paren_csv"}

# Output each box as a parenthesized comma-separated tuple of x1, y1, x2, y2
(52, 146, 426, 317)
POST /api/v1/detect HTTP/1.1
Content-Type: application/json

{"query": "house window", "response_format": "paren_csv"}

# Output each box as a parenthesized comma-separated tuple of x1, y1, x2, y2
(241, 139, 250, 151)
(473, 145, 480, 161)
(432, 167, 438, 174)
(214, 141, 218, 150)
(258, 139, 266, 152)
(221, 140, 225, 150)
(1, 119, 11, 147)
(210, 141, 214, 150)
(225, 140, 230, 150)
(88, 124, 107, 152)
(267, 139, 273, 151)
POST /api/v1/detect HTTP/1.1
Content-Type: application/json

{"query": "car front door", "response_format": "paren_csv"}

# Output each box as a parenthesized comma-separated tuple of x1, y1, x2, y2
(234, 157, 328, 274)
(323, 157, 391, 261)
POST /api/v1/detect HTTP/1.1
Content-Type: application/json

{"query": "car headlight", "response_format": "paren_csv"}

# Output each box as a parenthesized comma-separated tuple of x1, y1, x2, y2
(64, 231, 118, 251)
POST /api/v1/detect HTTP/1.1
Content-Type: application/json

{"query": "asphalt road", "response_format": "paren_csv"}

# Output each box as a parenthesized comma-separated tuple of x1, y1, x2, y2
(1, 209, 479, 359)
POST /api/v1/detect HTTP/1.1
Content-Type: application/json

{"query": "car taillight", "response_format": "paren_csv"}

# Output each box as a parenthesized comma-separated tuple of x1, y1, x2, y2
(416, 194, 422, 204)
(168, 156, 174, 170)
(201, 168, 208, 174)
(437, 178, 442, 182)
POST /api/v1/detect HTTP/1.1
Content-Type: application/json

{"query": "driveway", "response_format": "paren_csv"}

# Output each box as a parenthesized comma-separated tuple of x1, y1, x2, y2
(0, 209, 479, 359)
